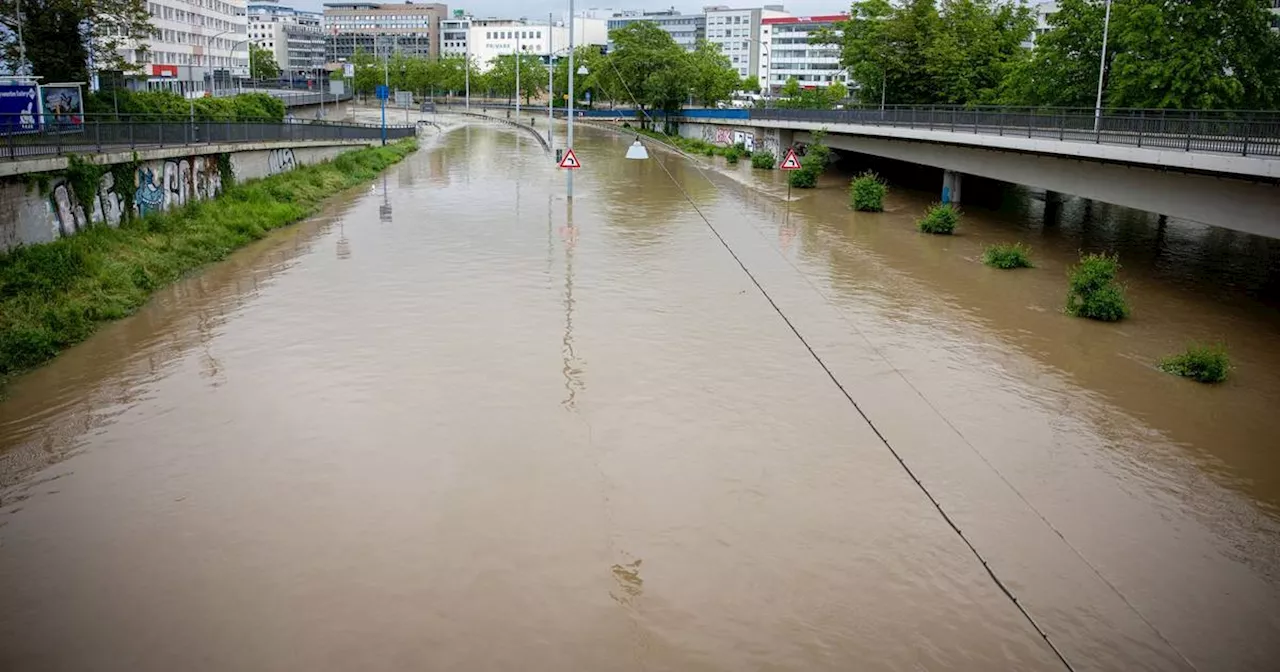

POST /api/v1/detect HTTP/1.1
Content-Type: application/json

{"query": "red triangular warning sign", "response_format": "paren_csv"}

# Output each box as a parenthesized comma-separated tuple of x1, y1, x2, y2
(779, 148, 802, 171)
(558, 148, 582, 169)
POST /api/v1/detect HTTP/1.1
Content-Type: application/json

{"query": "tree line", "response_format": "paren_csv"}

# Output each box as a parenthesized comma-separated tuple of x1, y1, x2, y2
(5, 0, 1278, 112)
(827, 0, 1280, 110)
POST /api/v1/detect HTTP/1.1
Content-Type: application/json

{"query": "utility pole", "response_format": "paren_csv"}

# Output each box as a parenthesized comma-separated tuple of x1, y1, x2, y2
(382, 36, 389, 145)
(1094, 0, 1112, 133)
(567, 0, 575, 198)
(547, 12, 553, 147)
(516, 29, 521, 119)
(465, 26, 470, 110)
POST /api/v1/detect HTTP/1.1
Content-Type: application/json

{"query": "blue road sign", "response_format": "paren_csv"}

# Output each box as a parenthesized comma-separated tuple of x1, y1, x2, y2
(376, 85, 389, 101)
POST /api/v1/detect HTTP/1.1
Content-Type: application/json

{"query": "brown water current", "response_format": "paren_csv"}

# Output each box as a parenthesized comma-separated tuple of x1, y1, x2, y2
(1, 119, 1278, 671)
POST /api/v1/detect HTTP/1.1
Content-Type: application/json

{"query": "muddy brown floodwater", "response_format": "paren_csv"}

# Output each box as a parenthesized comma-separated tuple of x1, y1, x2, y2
(1, 119, 1278, 671)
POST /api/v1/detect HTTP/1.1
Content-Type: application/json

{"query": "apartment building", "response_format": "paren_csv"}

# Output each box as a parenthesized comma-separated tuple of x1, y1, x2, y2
(248, 0, 325, 78)
(759, 14, 847, 93)
(703, 5, 788, 81)
(439, 10, 471, 57)
(323, 2, 448, 62)
(606, 9, 704, 51)
(118, 0, 249, 96)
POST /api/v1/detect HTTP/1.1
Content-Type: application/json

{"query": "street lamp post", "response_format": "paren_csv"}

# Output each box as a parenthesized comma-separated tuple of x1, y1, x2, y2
(547, 13, 554, 147)
(1094, 0, 1113, 132)
(567, 0, 575, 198)
(516, 30, 521, 119)
(465, 30, 471, 110)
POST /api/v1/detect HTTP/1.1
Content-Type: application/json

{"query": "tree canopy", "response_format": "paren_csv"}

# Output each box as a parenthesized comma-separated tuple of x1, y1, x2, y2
(250, 44, 281, 81)
(583, 22, 742, 116)
(828, 0, 1280, 110)
(1, 0, 154, 81)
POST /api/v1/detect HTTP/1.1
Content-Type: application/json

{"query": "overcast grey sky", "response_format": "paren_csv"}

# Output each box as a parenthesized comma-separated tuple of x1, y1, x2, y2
(291, 0, 853, 21)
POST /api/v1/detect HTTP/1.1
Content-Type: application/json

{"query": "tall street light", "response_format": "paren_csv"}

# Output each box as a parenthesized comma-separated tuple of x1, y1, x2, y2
(567, 0, 575, 198)
(1094, 0, 1113, 132)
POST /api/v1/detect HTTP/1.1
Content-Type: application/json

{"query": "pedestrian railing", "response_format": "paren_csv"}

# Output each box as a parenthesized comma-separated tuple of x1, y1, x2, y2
(0, 116, 417, 160)
(691, 106, 1280, 158)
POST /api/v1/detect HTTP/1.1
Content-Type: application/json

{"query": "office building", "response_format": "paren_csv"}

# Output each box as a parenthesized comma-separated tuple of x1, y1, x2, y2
(117, 0, 249, 96)
(703, 5, 788, 81)
(759, 14, 847, 93)
(323, 2, 448, 62)
(440, 10, 471, 57)
(606, 9, 704, 51)
(444, 16, 607, 69)
(248, 0, 325, 79)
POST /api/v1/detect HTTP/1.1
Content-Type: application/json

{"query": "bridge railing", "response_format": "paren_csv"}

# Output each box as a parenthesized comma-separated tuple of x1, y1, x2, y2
(743, 106, 1280, 157)
(0, 115, 416, 160)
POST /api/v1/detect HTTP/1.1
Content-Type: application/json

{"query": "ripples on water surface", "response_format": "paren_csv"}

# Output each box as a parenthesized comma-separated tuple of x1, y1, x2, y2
(1, 119, 1278, 671)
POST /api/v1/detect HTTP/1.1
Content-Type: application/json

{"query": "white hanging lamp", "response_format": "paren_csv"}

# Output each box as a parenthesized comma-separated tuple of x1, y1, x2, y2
(625, 136, 649, 160)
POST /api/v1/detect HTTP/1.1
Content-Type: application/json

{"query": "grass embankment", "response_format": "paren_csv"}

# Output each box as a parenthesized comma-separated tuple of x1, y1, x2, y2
(0, 139, 418, 382)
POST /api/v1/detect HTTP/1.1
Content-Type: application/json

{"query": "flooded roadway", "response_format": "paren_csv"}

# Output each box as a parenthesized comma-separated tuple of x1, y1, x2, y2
(1, 117, 1278, 671)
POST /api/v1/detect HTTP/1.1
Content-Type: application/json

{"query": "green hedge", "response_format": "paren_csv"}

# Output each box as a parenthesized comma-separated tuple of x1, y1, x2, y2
(85, 91, 287, 122)
(0, 139, 417, 381)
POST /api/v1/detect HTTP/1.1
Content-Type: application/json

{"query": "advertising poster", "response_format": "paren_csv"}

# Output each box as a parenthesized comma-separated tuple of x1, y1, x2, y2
(0, 83, 42, 134)
(41, 83, 85, 131)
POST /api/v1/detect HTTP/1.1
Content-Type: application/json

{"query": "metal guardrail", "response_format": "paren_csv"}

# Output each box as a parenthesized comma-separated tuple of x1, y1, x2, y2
(453, 111, 551, 153)
(737, 106, 1280, 158)
(1, 119, 417, 160)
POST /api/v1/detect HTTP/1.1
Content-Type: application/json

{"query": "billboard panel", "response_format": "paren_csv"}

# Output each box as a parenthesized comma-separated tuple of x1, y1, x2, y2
(42, 83, 85, 131)
(0, 83, 41, 134)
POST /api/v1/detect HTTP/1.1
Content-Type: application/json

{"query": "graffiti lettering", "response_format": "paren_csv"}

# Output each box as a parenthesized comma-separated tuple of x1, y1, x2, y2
(135, 167, 165, 216)
(267, 148, 297, 175)
(92, 172, 124, 227)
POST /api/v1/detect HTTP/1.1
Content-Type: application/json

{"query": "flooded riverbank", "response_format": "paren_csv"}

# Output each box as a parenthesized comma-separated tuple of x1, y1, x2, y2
(1, 119, 1277, 670)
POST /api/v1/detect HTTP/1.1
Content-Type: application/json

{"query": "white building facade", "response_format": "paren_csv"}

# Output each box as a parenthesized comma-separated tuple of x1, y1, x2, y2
(248, 0, 325, 80)
(703, 5, 788, 82)
(759, 14, 847, 93)
(118, 0, 250, 96)
(606, 10, 704, 51)
(462, 18, 607, 70)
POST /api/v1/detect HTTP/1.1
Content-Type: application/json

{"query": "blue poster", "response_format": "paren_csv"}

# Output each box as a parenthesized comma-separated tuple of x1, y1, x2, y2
(0, 84, 42, 134)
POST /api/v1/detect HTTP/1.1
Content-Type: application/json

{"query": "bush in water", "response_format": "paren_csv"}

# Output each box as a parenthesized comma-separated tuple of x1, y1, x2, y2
(917, 203, 959, 234)
(1160, 343, 1230, 383)
(849, 171, 887, 212)
(751, 151, 776, 169)
(983, 242, 1033, 269)
(1065, 252, 1130, 321)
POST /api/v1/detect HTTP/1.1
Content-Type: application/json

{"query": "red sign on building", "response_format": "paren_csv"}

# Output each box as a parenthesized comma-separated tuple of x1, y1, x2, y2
(151, 64, 178, 78)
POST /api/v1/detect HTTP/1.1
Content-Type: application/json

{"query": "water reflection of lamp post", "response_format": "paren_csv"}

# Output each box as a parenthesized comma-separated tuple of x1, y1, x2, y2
(378, 175, 393, 223)
(336, 221, 351, 259)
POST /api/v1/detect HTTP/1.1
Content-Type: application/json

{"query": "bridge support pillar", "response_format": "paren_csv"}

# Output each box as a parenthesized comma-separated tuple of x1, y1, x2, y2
(942, 169, 963, 204)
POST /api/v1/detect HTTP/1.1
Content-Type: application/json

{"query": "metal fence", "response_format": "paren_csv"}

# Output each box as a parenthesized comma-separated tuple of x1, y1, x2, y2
(1, 117, 417, 160)
(739, 106, 1280, 158)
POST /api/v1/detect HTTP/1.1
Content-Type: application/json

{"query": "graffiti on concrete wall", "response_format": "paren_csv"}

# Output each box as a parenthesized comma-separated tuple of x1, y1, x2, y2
(135, 167, 165, 216)
(92, 172, 124, 227)
(761, 129, 782, 157)
(697, 125, 756, 151)
(50, 182, 86, 236)
(267, 148, 296, 175)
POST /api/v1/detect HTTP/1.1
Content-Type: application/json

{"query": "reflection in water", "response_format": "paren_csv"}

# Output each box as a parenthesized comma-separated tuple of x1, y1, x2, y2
(561, 199, 583, 410)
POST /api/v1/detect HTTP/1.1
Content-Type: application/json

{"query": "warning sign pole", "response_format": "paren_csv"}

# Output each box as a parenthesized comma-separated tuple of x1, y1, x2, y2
(559, 148, 582, 170)
(779, 147, 802, 212)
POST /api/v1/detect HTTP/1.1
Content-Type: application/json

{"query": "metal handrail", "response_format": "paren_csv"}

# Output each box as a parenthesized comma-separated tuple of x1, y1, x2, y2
(1, 119, 418, 161)
(672, 106, 1280, 158)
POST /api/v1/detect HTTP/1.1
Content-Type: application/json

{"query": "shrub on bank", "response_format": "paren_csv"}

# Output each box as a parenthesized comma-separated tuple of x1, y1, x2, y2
(1065, 252, 1129, 321)
(751, 151, 776, 169)
(983, 242, 1033, 269)
(917, 203, 959, 234)
(1159, 343, 1230, 383)
(787, 139, 831, 189)
(849, 171, 887, 212)
(0, 139, 418, 380)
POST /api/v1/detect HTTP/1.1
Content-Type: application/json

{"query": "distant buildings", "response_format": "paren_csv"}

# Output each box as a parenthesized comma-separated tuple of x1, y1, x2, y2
(114, 0, 249, 97)
(759, 14, 847, 93)
(606, 9, 705, 51)
(703, 5, 789, 81)
(322, 2, 448, 62)
(248, 0, 325, 80)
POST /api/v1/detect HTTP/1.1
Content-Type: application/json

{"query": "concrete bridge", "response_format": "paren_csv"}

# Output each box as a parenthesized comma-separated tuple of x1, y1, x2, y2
(673, 107, 1280, 237)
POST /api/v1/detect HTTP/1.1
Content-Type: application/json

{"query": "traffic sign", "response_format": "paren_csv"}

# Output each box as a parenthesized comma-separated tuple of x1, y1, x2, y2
(558, 148, 582, 169)
(779, 147, 802, 170)
(375, 84, 389, 101)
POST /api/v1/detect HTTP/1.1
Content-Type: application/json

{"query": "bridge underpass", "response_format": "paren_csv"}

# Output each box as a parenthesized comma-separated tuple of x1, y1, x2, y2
(674, 108, 1280, 238)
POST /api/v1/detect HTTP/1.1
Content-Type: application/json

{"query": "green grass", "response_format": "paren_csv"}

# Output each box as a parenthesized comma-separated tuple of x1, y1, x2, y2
(1065, 252, 1129, 321)
(983, 242, 1033, 269)
(849, 171, 887, 212)
(917, 203, 959, 234)
(0, 139, 418, 382)
(751, 151, 776, 169)
(1159, 343, 1230, 383)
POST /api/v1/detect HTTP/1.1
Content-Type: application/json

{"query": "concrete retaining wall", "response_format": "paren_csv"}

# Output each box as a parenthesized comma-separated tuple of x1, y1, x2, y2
(0, 142, 369, 253)
(677, 123, 788, 158)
